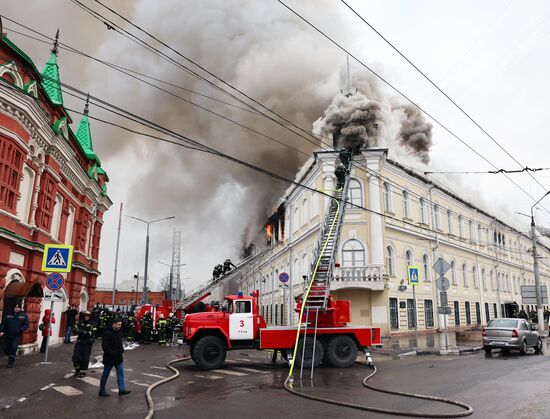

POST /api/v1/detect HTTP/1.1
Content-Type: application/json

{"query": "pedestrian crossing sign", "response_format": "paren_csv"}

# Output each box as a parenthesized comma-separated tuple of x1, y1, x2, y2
(407, 266, 420, 285)
(42, 244, 74, 273)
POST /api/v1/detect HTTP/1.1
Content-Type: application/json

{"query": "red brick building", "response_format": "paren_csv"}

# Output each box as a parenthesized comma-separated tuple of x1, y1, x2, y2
(94, 289, 165, 309)
(0, 25, 111, 352)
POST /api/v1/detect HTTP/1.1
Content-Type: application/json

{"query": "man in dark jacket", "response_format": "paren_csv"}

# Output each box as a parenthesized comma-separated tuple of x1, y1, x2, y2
(99, 318, 130, 397)
(72, 311, 96, 378)
(64, 304, 79, 344)
(0, 303, 29, 368)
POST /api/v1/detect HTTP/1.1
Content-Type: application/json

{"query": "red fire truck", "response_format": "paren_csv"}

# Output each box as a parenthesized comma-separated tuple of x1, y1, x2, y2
(183, 291, 381, 370)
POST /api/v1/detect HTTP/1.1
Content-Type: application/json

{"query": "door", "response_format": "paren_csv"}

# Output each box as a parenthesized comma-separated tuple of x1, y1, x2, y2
(229, 300, 254, 340)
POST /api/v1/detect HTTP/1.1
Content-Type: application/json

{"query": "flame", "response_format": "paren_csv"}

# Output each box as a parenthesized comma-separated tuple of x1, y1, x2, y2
(266, 224, 273, 238)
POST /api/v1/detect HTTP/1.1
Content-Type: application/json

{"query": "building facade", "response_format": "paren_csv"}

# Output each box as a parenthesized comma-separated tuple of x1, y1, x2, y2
(94, 289, 164, 310)
(220, 148, 550, 337)
(0, 27, 111, 351)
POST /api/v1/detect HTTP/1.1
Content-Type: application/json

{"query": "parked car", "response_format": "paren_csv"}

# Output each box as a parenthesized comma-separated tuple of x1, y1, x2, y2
(483, 318, 543, 355)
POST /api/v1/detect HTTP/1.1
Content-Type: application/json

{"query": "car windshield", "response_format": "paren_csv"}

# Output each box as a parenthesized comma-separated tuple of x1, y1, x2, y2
(487, 319, 518, 328)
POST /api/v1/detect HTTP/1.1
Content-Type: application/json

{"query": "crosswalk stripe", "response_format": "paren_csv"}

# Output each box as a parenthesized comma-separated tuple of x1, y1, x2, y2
(236, 358, 253, 363)
(151, 366, 167, 370)
(78, 376, 100, 387)
(141, 373, 166, 379)
(194, 374, 223, 380)
(211, 369, 248, 376)
(41, 383, 56, 391)
(53, 386, 83, 396)
(232, 367, 269, 374)
(130, 380, 150, 387)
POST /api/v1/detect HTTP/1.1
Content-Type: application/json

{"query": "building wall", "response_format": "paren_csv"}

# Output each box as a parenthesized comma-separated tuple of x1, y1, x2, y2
(94, 290, 165, 308)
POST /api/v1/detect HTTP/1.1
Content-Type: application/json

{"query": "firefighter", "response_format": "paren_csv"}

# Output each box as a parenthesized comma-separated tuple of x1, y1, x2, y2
(212, 264, 224, 280)
(223, 259, 236, 274)
(96, 309, 107, 339)
(167, 313, 178, 345)
(126, 312, 137, 342)
(339, 147, 352, 169)
(141, 311, 153, 344)
(334, 164, 347, 189)
(72, 310, 96, 378)
(158, 314, 167, 346)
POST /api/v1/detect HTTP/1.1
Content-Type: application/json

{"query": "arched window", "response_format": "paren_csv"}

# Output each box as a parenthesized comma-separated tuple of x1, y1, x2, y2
(458, 216, 464, 237)
(16, 165, 35, 223)
(342, 239, 365, 267)
(347, 179, 362, 208)
(385, 246, 394, 276)
(293, 206, 299, 232)
(383, 182, 391, 212)
(402, 190, 410, 218)
(50, 194, 63, 241)
(405, 250, 413, 270)
(422, 254, 430, 282)
(462, 263, 468, 287)
(301, 254, 309, 282)
(490, 271, 495, 290)
(301, 198, 308, 225)
(84, 221, 92, 256)
(472, 266, 477, 288)
(64, 205, 75, 245)
(477, 224, 482, 243)
(451, 261, 456, 285)
(447, 210, 453, 233)
(482, 268, 486, 290)
(469, 220, 474, 240)
(419, 198, 426, 224)
(434, 204, 440, 229)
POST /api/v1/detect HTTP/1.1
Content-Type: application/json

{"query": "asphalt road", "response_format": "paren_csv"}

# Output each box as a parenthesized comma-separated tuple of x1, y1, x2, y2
(4, 342, 550, 418)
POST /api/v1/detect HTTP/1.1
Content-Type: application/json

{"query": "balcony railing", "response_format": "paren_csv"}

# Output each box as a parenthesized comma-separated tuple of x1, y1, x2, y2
(332, 265, 385, 290)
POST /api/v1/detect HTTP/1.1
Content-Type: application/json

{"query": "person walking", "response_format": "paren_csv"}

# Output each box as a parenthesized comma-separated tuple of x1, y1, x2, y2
(63, 304, 78, 344)
(40, 309, 56, 353)
(99, 318, 131, 397)
(0, 303, 29, 368)
(72, 310, 96, 378)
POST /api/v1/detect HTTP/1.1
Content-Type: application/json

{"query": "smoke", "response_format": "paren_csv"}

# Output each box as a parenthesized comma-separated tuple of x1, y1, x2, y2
(392, 104, 433, 164)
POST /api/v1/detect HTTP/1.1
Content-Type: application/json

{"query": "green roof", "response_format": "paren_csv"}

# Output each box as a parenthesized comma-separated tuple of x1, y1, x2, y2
(1, 35, 41, 76)
(41, 52, 63, 105)
(75, 113, 101, 164)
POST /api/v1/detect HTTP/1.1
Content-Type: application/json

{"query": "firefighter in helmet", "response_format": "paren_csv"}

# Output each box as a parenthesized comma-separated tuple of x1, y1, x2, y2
(334, 164, 347, 189)
(223, 259, 236, 274)
(212, 264, 224, 280)
(140, 311, 153, 344)
(158, 314, 167, 346)
(72, 311, 96, 378)
(339, 147, 352, 169)
(126, 312, 137, 342)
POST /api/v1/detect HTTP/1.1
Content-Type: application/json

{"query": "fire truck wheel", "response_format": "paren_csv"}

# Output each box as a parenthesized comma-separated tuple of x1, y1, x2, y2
(192, 335, 227, 370)
(325, 335, 358, 368)
(295, 336, 324, 368)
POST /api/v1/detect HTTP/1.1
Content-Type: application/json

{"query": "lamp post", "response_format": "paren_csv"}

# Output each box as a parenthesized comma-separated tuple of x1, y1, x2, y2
(127, 215, 175, 305)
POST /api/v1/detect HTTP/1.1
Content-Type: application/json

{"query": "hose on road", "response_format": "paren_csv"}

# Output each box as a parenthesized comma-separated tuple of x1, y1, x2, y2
(145, 356, 190, 419)
(284, 364, 473, 417)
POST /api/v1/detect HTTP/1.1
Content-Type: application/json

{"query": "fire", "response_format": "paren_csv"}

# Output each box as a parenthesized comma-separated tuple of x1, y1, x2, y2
(266, 224, 273, 238)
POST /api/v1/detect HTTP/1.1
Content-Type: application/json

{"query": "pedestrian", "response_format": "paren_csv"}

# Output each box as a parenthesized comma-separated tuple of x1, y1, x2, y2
(40, 309, 56, 353)
(98, 318, 131, 397)
(72, 310, 96, 378)
(0, 303, 29, 368)
(63, 304, 78, 344)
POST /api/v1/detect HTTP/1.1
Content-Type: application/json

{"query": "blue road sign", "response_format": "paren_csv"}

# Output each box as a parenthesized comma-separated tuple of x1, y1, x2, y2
(407, 266, 420, 285)
(42, 244, 73, 273)
(46, 272, 64, 291)
(279, 272, 290, 284)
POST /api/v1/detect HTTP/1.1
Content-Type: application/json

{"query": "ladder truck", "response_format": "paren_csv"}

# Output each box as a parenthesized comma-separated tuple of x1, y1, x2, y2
(182, 153, 382, 370)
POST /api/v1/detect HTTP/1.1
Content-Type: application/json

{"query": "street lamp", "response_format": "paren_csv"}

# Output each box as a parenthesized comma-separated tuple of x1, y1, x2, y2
(159, 261, 186, 300)
(127, 215, 175, 305)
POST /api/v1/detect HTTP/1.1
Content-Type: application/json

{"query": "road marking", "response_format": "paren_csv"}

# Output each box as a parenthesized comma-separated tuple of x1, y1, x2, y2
(232, 367, 269, 374)
(211, 369, 248, 376)
(194, 374, 223, 380)
(53, 386, 83, 396)
(141, 373, 166, 379)
(78, 376, 101, 387)
(151, 366, 167, 370)
(130, 380, 150, 387)
(41, 383, 56, 391)
(64, 373, 74, 379)
(124, 368, 133, 372)
(236, 358, 253, 363)
(17, 398, 26, 403)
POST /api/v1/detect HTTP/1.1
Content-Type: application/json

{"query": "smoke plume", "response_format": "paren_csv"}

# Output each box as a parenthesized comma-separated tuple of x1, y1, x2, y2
(392, 104, 433, 163)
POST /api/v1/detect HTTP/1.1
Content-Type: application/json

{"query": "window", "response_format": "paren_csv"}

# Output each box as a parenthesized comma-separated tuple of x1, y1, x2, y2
(482, 268, 487, 290)
(450, 261, 456, 285)
(490, 271, 495, 290)
(405, 250, 413, 270)
(454, 301, 460, 325)
(407, 298, 416, 329)
(472, 266, 477, 288)
(301, 254, 309, 281)
(419, 198, 426, 224)
(465, 301, 471, 325)
(275, 304, 278, 325)
(16, 165, 35, 223)
(389, 298, 399, 329)
(402, 190, 410, 218)
(342, 239, 365, 267)
(235, 300, 252, 313)
(385, 246, 394, 276)
(447, 210, 453, 234)
(469, 220, 474, 240)
(301, 198, 308, 225)
(293, 206, 299, 231)
(485, 303, 490, 322)
(51, 194, 63, 241)
(0, 138, 24, 212)
(422, 254, 430, 282)
(64, 205, 75, 244)
(424, 299, 434, 327)
(119, 299, 125, 305)
(84, 221, 92, 256)
(347, 179, 362, 208)
(280, 303, 284, 325)
(434, 204, 440, 229)
(477, 224, 482, 243)
(475, 302, 481, 324)
(458, 216, 464, 237)
(383, 182, 391, 211)
(493, 303, 498, 318)
(462, 263, 468, 287)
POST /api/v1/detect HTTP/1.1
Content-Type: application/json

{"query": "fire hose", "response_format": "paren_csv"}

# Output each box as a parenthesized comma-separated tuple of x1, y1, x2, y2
(145, 355, 191, 419)
(283, 364, 473, 417)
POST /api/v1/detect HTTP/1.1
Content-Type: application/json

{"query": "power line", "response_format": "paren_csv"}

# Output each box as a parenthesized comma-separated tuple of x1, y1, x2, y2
(424, 167, 550, 175)
(339, 0, 549, 194)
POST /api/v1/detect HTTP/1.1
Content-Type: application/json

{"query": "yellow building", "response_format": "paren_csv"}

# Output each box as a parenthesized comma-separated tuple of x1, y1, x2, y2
(220, 147, 550, 337)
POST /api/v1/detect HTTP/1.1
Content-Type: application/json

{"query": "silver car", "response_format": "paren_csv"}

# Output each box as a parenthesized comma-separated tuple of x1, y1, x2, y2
(483, 318, 543, 355)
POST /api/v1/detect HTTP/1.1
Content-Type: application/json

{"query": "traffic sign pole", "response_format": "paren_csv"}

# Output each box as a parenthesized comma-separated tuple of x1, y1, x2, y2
(412, 283, 418, 347)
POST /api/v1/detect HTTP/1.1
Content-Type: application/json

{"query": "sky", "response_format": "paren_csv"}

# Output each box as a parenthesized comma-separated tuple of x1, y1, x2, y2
(2, 0, 550, 292)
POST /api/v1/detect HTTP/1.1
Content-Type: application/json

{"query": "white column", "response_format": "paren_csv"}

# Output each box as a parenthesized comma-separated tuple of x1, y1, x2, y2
(367, 158, 384, 266)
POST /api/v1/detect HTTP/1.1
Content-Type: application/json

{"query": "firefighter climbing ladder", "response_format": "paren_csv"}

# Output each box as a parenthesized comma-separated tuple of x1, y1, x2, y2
(289, 159, 352, 381)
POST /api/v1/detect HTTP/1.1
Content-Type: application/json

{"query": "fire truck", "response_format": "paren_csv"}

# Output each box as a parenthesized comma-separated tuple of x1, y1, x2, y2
(183, 291, 381, 370)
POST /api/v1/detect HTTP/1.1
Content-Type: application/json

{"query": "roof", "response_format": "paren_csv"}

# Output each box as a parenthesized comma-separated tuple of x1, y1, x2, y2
(41, 52, 63, 106)
(1, 35, 42, 77)
(75, 113, 101, 164)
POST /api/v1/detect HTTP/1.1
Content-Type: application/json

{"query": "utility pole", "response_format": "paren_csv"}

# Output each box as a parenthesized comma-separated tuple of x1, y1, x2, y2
(111, 203, 123, 307)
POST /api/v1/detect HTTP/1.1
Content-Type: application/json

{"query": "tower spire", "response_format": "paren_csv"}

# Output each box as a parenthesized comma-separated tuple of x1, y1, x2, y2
(342, 54, 356, 97)
(84, 93, 90, 115)
(51, 29, 60, 55)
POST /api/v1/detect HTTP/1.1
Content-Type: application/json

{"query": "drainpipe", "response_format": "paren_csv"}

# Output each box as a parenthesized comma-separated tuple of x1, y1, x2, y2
(428, 185, 440, 329)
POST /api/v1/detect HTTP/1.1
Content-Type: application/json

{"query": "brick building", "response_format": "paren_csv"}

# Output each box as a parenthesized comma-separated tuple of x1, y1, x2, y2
(0, 24, 111, 352)
(94, 289, 165, 310)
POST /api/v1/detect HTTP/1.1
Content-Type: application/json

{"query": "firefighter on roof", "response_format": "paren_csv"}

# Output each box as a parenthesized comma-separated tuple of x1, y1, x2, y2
(223, 259, 236, 274)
